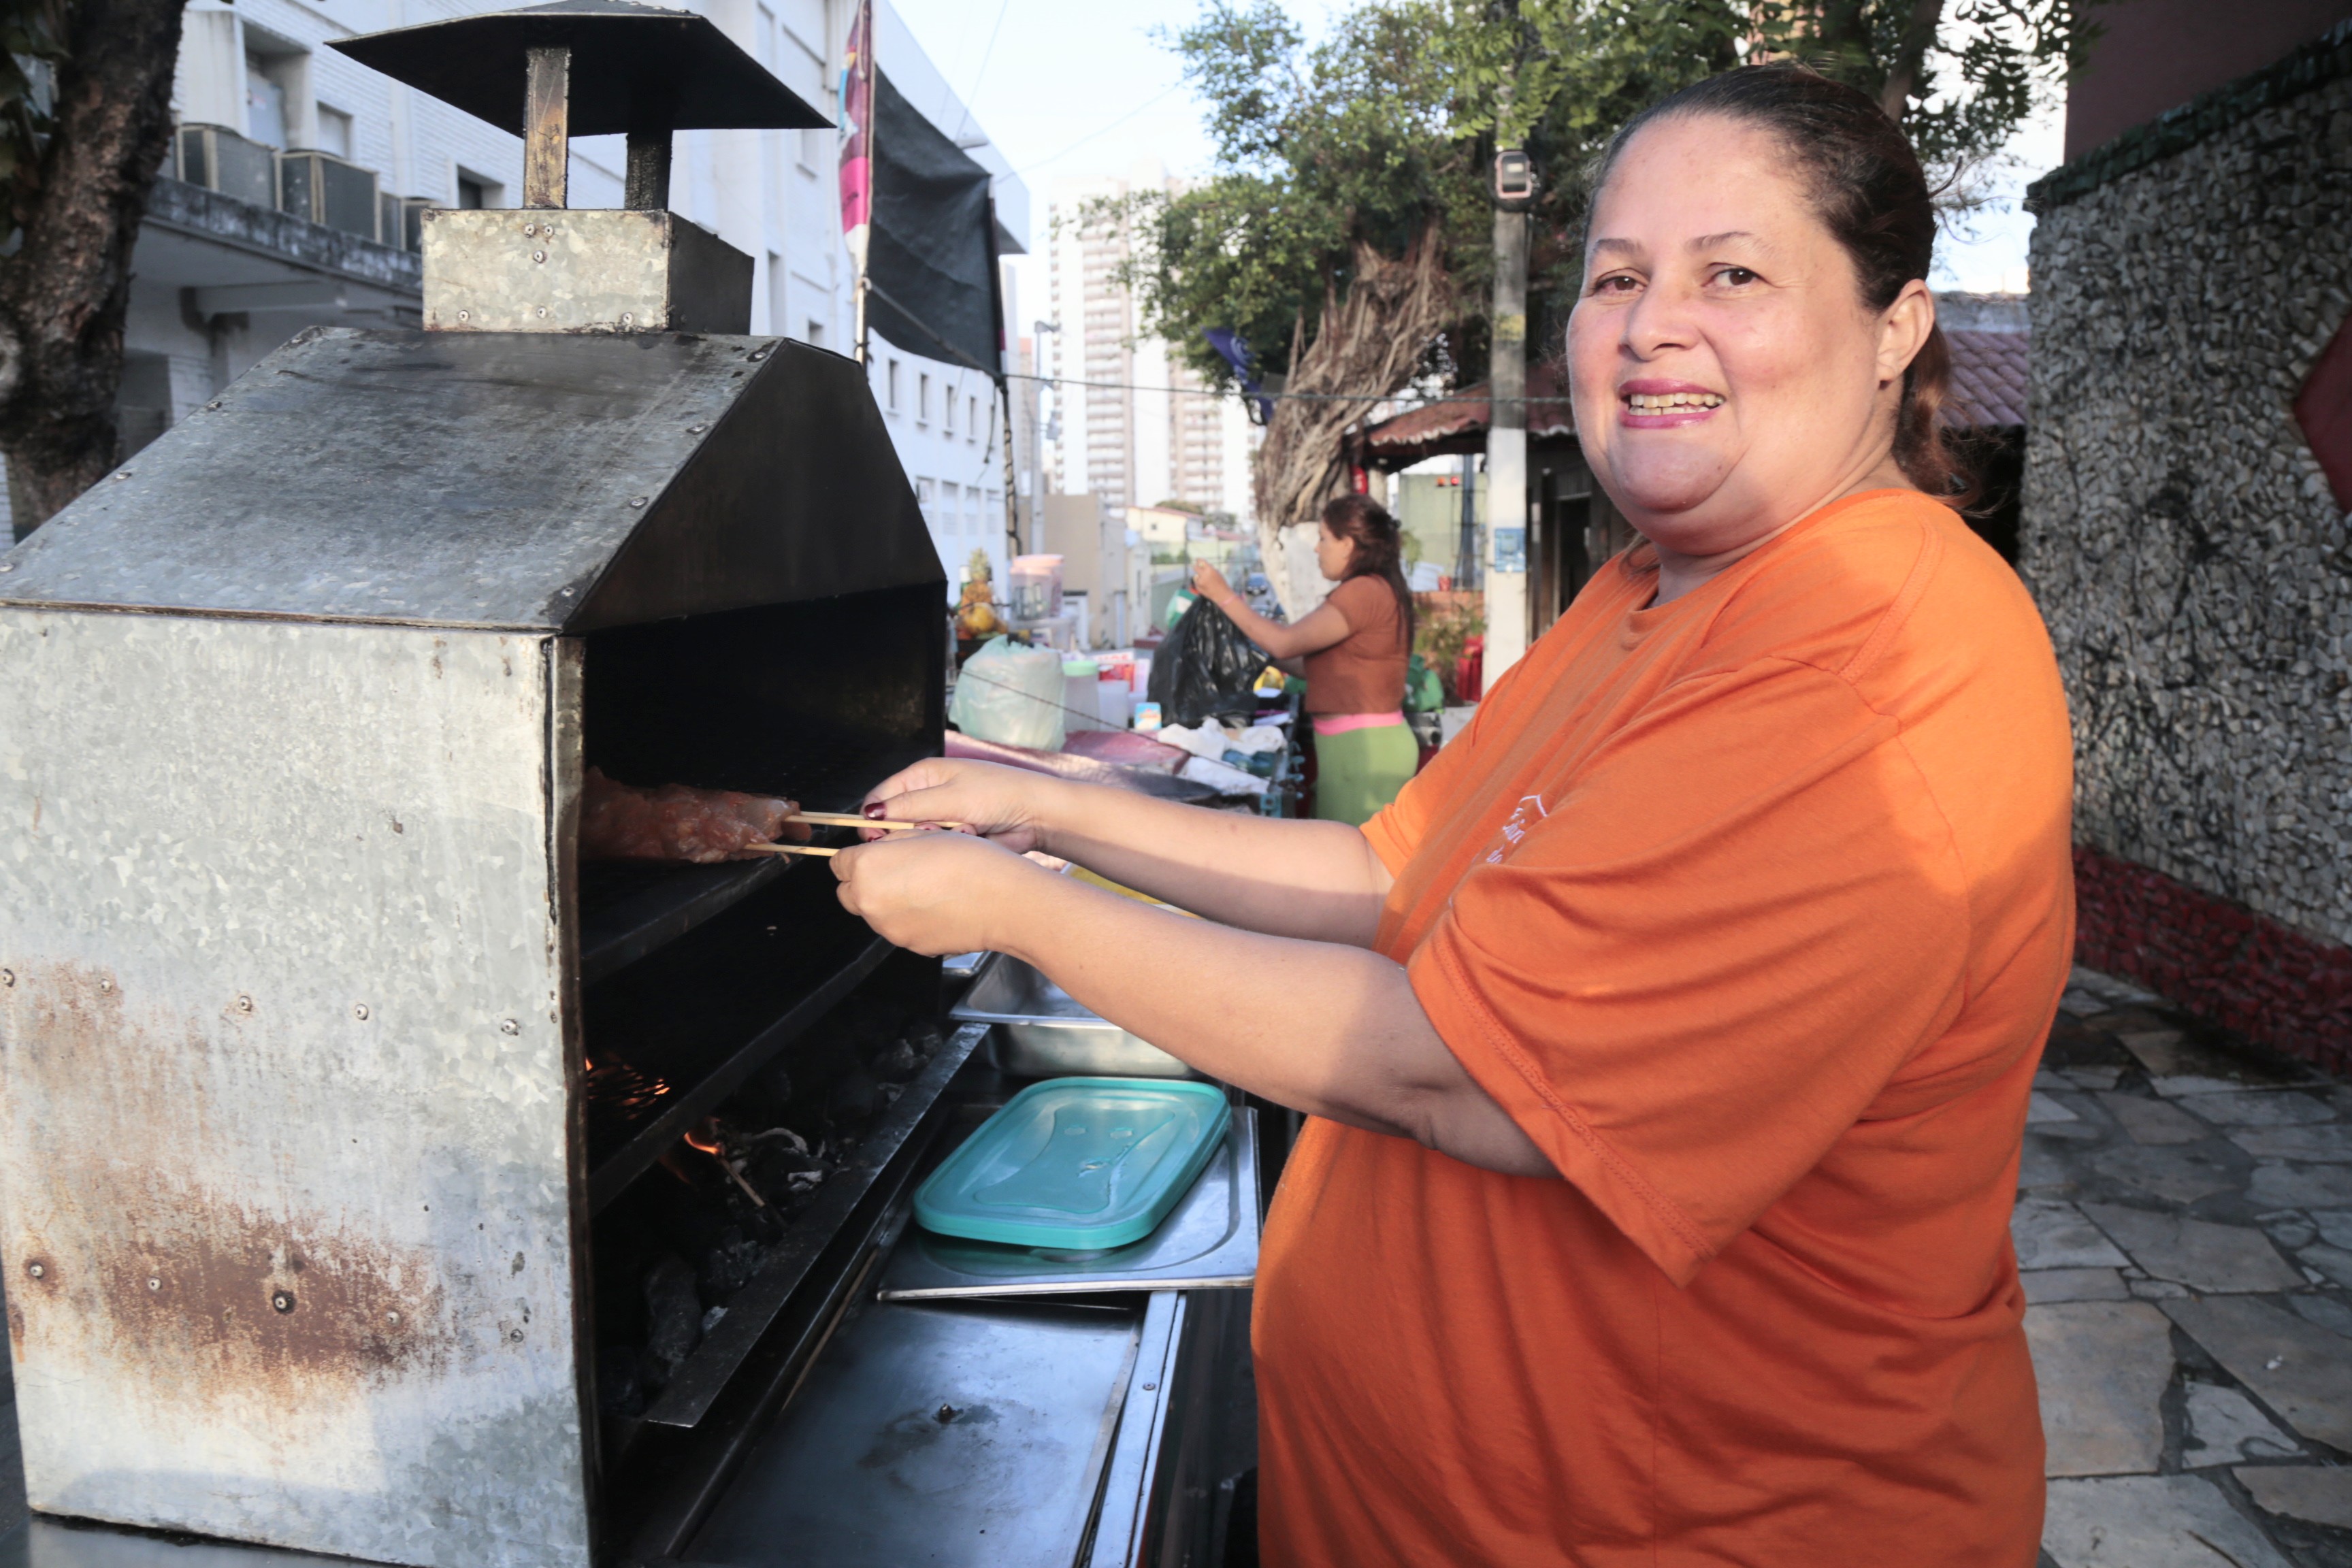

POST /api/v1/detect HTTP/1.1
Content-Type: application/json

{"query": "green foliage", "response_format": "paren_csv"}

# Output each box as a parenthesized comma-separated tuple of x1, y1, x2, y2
(0, 0, 64, 239)
(1122, 0, 2099, 399)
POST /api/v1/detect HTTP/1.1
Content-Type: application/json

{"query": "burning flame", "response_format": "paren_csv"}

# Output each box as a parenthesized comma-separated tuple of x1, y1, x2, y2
(684, 1124, 723, 1157)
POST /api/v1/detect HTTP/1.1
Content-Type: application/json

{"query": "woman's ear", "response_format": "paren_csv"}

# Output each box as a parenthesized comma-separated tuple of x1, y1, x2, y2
(1876, 280, 1936, 386)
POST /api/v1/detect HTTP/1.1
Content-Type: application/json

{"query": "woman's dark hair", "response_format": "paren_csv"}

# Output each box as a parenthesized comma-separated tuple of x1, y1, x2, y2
(1591, 63, 1972, 506)
(1322, 493, 1415, 649)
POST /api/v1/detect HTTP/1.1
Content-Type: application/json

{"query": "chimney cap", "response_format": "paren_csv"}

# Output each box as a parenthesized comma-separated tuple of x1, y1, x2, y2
(330, 0, 831, 137)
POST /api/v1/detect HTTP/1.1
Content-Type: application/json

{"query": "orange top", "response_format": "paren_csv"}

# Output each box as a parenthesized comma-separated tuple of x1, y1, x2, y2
(1303, 575, 1409, 715)
(1254, 490, 2072, 1566)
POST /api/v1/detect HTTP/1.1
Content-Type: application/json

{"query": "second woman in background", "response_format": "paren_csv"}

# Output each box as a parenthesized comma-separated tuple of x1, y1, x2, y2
(1189, 495, 1417, 824)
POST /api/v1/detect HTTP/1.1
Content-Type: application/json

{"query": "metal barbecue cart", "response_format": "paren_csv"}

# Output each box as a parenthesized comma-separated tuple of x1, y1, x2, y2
(0, 6, 1256, 1565)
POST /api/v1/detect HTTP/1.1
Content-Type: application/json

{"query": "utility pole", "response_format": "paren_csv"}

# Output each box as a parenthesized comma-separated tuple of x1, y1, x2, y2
(1484, 144, 1534, 681)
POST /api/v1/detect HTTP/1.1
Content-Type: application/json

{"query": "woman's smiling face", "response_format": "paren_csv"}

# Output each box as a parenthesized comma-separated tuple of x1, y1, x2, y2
(1569, 112, 1931, 575)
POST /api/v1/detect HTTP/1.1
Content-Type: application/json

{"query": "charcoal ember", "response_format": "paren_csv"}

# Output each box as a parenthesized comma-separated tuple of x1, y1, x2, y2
(698, 1230, 768, 1301)
(826, 1070, 880, 1125)
(905, 1020, 945, 1056)
(640, 1254, 702, 1390)
(867, 1037, 921, 1083)
(595, 1345, 646, 1420)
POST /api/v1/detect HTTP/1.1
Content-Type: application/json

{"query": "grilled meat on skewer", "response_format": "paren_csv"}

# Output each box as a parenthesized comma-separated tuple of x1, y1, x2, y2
(578, 766, 811, 863)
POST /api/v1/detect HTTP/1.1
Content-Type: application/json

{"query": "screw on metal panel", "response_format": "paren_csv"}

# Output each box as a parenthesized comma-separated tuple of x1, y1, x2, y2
(687, 423, 707, 434)
(457, 310, 470, 323)
(112, 470, 131, 481)
(235, 994, 253, 1013)
(536, 306, 549, 319)
(628, 496, 649, 508)
(26, 1262, 42, 1279)
(509, 1328, 525, 1342)
(1, 969, 12, 987)
(0, 564, 13, 573)
(559, 587, 573, 596)
(272, 1290, 295, 1313)
(523, 223, 538, 237)
(353, 1003, 370, 1021)
(532, 250, 547, 264)
(620, 312, 633, 326)
(207, 400, 223, 410)
(385, 1310, 400, 1324)
(936, 1404, 955, 1423)
(146, 1277, 159, 1291)
(747, 349, 767, 361)
(501, 1018, 521, 1035)
(1141, 1382, 1156, 1391)
(96, 978, 112, 993)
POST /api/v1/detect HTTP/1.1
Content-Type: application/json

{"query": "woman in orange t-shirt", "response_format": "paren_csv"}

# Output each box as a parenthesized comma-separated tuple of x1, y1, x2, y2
(1189, 495, 1418, 824)
(832, 64, 2069, 1567)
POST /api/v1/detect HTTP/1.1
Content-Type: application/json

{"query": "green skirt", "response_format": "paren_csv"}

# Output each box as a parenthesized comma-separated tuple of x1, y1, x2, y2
(1312, 721, 1420, 826)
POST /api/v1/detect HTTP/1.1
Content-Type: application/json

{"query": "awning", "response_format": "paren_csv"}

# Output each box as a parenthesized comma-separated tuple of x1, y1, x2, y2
(1358, 358, 1575, 472)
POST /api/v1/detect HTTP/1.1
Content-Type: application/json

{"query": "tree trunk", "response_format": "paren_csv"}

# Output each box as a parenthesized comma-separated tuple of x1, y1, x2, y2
(1878, 0, 1946, 121)
(0, 0, 185, 540)
(1251, 227, 1450, 615)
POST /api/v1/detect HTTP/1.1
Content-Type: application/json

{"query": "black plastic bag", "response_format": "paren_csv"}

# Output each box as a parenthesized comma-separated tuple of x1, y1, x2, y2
(1149, 598, 1269, 728)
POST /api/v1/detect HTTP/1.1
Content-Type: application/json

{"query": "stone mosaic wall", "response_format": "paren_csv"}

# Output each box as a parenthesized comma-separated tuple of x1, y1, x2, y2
(2023, 33, 2352, 966)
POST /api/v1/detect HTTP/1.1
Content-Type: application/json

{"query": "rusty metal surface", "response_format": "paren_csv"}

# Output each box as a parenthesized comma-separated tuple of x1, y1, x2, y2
(0, 611, 591, 1567)
(0, 328, 936, 632)
(421, 210, 752, 334)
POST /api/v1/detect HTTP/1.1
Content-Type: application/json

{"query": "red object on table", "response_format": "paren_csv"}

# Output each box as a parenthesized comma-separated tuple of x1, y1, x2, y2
(1454, 634, 1484, 704)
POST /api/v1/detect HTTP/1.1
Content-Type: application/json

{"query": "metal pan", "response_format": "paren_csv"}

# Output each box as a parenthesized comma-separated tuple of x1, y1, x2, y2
(949, 952, 1200, 1079)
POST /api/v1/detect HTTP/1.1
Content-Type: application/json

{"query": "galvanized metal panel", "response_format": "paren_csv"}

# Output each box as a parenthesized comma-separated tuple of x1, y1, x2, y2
(421, 209, 751, 334)
(0, 329, 936, 632)
(0, 610, 591, 1567)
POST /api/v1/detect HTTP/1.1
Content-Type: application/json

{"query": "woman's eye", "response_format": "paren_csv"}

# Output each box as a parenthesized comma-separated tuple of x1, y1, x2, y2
(1714, 267, 1759, 287)
(1590, 272, 1639, 295)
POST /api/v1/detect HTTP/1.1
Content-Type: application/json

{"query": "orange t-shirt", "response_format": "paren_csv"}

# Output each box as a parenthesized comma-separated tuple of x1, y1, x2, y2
(1254, 490, 2073, 1567)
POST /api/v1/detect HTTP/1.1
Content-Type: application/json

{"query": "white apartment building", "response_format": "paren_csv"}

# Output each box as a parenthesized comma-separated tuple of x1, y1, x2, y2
(9, 0, 1026, 589)
(1043, 165, 1253, 527)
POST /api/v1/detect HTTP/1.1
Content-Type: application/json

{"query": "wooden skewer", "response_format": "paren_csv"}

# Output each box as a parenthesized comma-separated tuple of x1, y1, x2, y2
(743, 841, 837, 858)
(789, 810, 968, 833)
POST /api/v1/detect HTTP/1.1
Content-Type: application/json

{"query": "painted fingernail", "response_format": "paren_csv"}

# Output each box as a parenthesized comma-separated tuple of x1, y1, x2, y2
(864, 802, 887, 819)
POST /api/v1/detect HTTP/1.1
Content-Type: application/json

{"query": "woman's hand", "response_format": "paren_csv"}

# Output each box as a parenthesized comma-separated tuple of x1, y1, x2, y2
(1190, 559, 1239, 609)
(860, 757, 1060, 853)
(831, 831, 1043, 956)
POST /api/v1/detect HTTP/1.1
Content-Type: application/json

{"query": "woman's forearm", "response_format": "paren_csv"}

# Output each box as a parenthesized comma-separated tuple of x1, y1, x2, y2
(1032, 775, 1391, 945)
(994, 870, 1553, 1179)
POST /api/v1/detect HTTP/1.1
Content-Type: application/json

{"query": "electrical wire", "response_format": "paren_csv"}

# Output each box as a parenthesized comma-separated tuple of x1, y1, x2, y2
(1006, 370, 1571, 408)
(1010, 83, 1186, 177)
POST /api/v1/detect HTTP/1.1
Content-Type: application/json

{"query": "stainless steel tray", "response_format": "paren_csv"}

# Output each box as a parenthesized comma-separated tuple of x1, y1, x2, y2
(877, 1111, 1259, 1299)
(949, 951, 1200, 1079)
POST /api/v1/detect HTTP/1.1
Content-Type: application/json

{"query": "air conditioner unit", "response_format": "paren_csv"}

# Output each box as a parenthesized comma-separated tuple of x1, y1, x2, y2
(174, 123, 276, 209)
(278, 148, 380, 242)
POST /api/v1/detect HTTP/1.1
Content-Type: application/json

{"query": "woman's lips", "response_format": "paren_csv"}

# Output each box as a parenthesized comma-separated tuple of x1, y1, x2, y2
(1619, 383, 1726, 429)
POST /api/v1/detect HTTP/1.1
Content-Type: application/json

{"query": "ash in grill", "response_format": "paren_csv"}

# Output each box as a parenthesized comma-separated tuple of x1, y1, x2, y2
(0, 5, 980, 1566)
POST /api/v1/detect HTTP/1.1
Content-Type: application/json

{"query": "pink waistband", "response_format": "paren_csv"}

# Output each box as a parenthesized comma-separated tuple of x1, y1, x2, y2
(1312, 710, 1407, 737)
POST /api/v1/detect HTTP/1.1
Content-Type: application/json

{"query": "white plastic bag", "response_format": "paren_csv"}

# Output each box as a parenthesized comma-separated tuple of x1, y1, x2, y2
(950, 635, 1068, 751)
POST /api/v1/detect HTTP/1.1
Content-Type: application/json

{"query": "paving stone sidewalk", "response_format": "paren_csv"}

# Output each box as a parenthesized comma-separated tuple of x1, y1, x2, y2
(2029, 966, 2352, 1568)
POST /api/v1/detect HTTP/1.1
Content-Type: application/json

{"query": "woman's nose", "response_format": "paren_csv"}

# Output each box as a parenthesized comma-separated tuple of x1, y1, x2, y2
(1622, 279, 1699, 360)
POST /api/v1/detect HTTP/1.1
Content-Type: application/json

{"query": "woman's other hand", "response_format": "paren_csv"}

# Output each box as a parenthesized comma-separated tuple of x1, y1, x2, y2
(860, 757, 1057, 853)
(831, 831, 1039, 956)
(1190, 559, 1239, 608)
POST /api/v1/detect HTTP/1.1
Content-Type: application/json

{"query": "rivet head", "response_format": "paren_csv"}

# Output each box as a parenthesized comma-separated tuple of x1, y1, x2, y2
(26, 1262, 43, 1279)
(628, 495, 649, 508)
(0, 564, 14, 573)
(523, 223, 538, 236)
(146, 1277, 160, 1291)
(235, 994, 253, 1013)
(532, 249, 546, 264)
(457, 309, 470, 322)
(385, 1309, 401, 1325)
(1, 968, 13, 987)
(96, 978, 112, 994)
(508, 1327, 525, 1343)
(747, 349, 767, 361)
(1141, 1382, 1156, 1391)
(112, 470, 131, 481)
(207, 399, 223, 410)
(687, 423, 707, 434)
(535, 306, 548, 318)
(500, 1018, 520, 1035)
(620, 312, 633, 325)
(353, 1002, 370, 1021)
(272, 1290, 295, 1314)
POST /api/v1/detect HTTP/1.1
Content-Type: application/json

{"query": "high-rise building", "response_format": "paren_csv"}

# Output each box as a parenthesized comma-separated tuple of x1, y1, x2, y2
(1044, 164, 1254, 525)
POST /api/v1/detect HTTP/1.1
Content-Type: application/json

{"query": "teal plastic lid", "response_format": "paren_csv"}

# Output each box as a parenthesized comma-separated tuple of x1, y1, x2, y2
(914, 1077, 1230, 1250)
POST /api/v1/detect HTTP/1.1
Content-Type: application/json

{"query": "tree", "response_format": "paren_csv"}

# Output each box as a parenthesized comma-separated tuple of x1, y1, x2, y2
(1120, 0, 2100, 605)
(0, 0, 186, 538)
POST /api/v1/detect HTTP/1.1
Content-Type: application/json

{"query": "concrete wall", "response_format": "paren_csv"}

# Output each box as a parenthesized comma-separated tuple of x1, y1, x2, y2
(2022, 31, 2352, 949)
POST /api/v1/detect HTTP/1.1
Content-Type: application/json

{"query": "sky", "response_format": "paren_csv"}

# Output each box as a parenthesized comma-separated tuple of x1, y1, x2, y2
(886, 0, 2063, 302)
